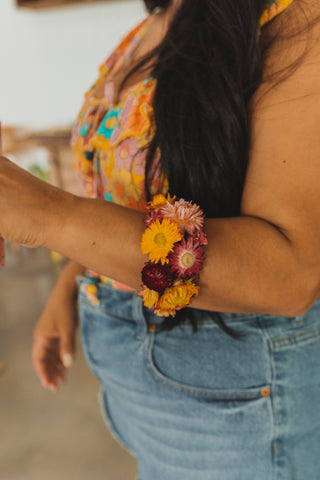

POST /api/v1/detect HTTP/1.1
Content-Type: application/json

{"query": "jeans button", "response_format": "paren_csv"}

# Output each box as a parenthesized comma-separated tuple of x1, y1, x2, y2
(261, 387, 271, 397)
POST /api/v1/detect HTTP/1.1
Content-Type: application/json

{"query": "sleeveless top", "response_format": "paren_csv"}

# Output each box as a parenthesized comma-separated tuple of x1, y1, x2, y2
(71, 0, 295, 292)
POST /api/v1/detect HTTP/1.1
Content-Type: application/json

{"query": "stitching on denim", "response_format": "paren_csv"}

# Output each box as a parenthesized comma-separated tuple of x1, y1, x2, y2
(135, 335, 146, 340)
(257, 318, 279, 480)
(270, 325, 320, 350)
(99, 389, 136, 455)
(78, 299, 135, 322)
(215, 314, 263, 324)
(144, 333, 267, 401)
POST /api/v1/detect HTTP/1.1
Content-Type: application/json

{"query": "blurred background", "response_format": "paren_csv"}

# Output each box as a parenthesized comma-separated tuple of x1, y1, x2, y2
(0, 0, 147, 478)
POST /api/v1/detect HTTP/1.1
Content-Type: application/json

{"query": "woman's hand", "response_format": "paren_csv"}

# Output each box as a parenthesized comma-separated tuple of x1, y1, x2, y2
(32, 261, 85, 393)
(32, 288, 78, 393)
(0, 155, 72, 248)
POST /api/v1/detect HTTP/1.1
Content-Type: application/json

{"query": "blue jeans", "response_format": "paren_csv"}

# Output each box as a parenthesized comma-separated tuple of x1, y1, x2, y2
(76, 276, 320, 480)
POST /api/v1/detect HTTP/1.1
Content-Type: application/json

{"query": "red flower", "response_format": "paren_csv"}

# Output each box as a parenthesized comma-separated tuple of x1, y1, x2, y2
(141, 262, 173, 292)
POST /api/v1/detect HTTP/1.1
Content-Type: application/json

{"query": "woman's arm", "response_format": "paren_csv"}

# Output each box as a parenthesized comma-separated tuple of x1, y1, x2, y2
(32, 260, 86, 392)
(44, 194, 319, 318)
(1, 9, 320, 318)
(0, 141, 318, 318)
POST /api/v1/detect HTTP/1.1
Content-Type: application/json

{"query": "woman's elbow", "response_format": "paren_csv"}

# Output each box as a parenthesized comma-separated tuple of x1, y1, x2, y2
(282, 269, 320, 318)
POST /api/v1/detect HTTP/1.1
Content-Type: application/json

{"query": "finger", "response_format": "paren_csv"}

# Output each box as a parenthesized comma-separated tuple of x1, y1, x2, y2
(32, 336, 51, 386)
(34, 354, 65, 392)
(47, 363, 66, 393)
(59, 327, 75, 369)
(32, 336, 63, 388)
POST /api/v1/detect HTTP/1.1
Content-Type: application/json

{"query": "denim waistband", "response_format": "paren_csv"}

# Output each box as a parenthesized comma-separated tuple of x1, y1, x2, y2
(76, 274, 276, 327)
(76, 274, 320, 324)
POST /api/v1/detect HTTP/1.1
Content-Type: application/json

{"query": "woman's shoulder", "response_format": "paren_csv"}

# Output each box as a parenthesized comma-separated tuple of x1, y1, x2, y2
(257, 0, 320, 86)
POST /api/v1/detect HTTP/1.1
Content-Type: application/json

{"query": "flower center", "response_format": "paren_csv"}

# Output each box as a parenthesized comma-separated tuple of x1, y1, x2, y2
(154, 232, 167, 246)
(181, 252, 195, 268)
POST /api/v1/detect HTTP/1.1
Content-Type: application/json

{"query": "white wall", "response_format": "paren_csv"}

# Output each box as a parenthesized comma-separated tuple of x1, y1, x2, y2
(0, 0, 145, 129)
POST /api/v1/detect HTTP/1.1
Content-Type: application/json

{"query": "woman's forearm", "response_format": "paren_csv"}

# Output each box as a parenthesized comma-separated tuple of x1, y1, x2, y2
(45, 194, 319, 318)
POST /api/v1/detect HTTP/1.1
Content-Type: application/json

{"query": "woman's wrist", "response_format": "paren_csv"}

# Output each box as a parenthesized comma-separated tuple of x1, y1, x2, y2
(50, 260, 86, 304)
(45, 195, 146, 289)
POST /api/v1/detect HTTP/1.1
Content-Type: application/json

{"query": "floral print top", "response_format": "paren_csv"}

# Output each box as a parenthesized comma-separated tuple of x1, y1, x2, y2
(71, 0, 295, 292)
(71, 16, 163, 211)
(259, 0, 294, 27)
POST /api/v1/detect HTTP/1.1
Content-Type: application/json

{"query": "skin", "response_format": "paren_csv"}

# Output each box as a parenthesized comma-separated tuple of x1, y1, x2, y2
(1, 1, 320, 393)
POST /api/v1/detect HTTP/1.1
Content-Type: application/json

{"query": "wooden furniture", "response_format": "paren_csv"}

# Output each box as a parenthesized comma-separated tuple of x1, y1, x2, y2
(2, 125, 83, 196)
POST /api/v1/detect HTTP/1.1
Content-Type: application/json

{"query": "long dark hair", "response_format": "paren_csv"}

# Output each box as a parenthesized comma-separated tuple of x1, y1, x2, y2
(122, 0, 319, 336)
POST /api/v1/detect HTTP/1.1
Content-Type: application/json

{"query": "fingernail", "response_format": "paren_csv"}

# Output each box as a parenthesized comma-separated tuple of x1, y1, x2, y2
(48, 384, 57, 393)
(62, 353, 73, 368)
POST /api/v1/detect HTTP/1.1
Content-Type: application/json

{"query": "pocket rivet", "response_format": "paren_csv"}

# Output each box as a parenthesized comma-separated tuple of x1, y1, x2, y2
(261, 387, 271, 398)
(148, 323, 156, 333)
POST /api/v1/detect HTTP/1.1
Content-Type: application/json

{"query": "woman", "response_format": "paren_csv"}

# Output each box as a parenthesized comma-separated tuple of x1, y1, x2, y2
(1, 0, 320, 478)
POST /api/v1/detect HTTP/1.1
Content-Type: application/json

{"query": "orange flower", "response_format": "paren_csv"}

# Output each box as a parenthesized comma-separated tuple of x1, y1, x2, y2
(149, 193, 176, 211)
(138, 285, 159, 310)
(155, 279, 200, 317)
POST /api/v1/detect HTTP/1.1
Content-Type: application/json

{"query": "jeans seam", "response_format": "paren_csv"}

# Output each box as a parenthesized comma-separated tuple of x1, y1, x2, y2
(258, 317, 279, 480)
(98, 389, 136, 456)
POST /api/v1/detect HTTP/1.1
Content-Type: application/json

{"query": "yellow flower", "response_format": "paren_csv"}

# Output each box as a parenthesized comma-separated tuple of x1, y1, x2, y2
(141, 219, 182, 265)
(149, 193, 176, 210)
(155, 279, 200, 316)
(138, 286, 159, 309)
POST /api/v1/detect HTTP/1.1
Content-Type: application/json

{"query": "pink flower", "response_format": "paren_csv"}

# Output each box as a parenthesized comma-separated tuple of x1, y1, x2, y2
(193, 230, 208, 246)
(161, 199, 204, 235)
(145, 209, 163, 227)
(141, 262, 173, 292)
(168, 237, 205, 279)
(132, 149, 146, 176)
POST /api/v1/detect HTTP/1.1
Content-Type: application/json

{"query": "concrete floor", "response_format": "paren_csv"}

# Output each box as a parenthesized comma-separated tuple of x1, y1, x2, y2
(0, 246, 137, 480)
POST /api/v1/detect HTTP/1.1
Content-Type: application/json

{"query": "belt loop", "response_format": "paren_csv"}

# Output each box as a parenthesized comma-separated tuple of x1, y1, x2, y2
(132, 293, 148, 338)
(291, 314, 305, 326)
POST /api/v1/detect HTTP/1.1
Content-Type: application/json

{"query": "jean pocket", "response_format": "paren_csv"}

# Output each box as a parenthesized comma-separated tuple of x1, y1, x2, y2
(144, 321, 272, 401)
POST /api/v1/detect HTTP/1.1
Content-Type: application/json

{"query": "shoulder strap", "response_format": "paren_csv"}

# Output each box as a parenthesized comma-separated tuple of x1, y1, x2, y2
(260, 0, 295, 27)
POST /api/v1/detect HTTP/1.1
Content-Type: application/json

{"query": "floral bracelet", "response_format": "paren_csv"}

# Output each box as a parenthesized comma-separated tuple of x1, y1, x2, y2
(139, 194, 207, 317)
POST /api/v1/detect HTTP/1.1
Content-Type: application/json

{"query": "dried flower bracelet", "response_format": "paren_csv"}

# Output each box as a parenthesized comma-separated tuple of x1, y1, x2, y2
(139, 194, 207, 317)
